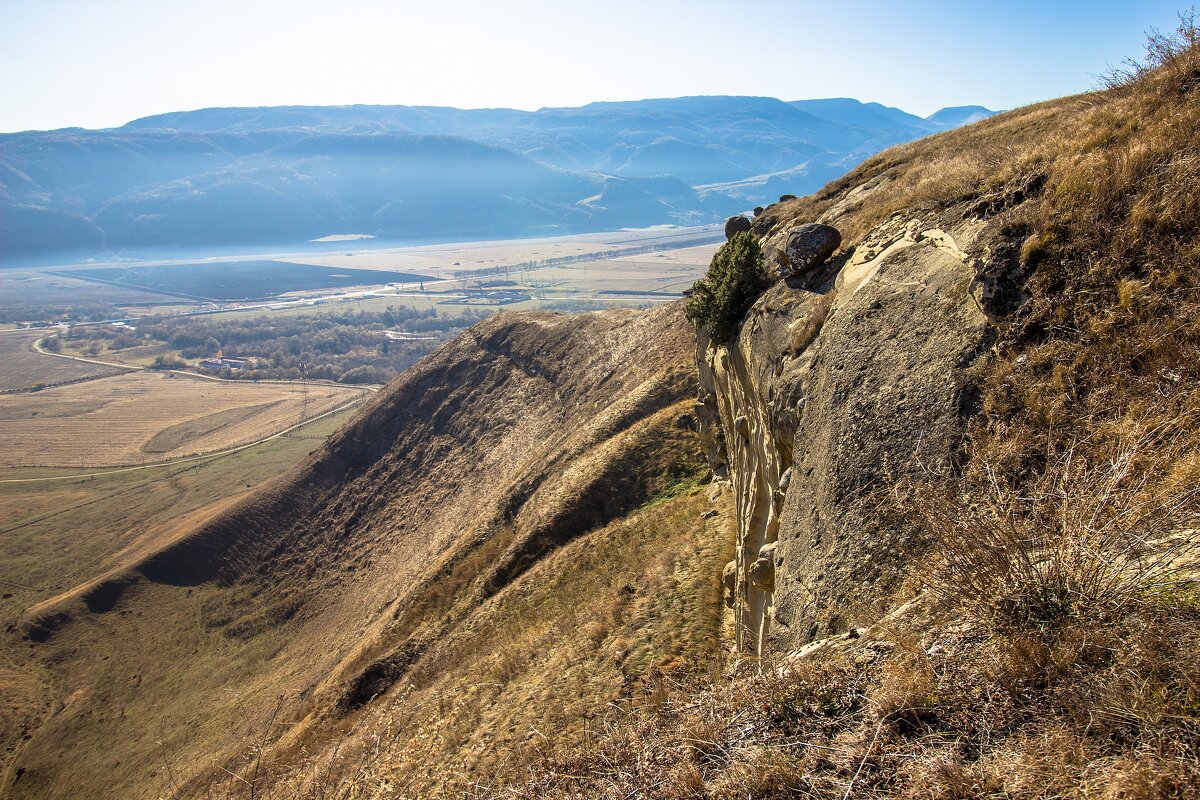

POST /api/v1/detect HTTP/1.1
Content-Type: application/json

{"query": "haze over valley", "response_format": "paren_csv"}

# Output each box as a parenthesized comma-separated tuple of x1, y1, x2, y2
(3, 2, 1199, 799)
(0, 97, 993, 261)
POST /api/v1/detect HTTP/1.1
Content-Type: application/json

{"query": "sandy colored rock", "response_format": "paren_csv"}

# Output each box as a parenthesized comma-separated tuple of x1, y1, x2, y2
(698, 201, 998, 654)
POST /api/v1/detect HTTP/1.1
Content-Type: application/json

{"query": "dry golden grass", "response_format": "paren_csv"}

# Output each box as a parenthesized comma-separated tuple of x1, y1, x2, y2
(13, 21, 1200, 800)
(0, 372, 362, 467)
(3, 304, 712, 800)
(140, 456, 729, 800)
(0, 407, 361, 796)
(894, 430, 1200, 630)
(486, 17, 1200, 799)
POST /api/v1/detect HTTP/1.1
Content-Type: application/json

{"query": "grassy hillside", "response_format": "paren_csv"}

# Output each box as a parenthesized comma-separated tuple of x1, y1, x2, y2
(0, 407, 357, 794)
(502, 16, 1200, 798)
(3, 303, 734, 800)
(6, 20, 1200, 800)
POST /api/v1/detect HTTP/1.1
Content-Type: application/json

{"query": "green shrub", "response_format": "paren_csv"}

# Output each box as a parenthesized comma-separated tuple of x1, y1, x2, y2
(151, 353, 187, 370)
(685, 232, 768, 345)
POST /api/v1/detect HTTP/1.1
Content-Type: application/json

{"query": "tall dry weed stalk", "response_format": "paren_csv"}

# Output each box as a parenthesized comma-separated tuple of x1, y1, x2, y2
(898, 429, 1200, 628)
(1102, 8, 1200, 92)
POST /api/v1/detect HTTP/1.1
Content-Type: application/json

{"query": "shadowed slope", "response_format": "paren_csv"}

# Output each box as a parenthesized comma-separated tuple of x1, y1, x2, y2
(7, 302, 723, 800)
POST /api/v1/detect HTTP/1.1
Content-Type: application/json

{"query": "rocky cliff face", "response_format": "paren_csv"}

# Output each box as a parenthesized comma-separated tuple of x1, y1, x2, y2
(699, 194, 1028, 655)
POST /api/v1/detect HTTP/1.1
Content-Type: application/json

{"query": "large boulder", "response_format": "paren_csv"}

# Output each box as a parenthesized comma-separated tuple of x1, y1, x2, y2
(724, 215, 752, 240)
(748, 542, 777, 592)
(782, 223, 841, 276)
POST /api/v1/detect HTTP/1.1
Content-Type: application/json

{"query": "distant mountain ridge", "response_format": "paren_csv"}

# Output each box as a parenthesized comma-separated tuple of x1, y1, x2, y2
(0, 97, 995, 261)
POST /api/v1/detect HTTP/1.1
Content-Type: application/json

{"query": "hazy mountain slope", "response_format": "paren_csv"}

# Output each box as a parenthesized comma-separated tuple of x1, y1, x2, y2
(6, 303, 731, 799)
(924, 103, 996, 127)
(789, 97, 937, 140)
(122, 95, 987, 182)
(0, 96, 992, 260)
(0, 129, 714, 254)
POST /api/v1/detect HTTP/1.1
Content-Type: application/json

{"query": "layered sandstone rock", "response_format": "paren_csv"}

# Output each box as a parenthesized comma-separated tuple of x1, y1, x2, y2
(697, 198, 1004, 656)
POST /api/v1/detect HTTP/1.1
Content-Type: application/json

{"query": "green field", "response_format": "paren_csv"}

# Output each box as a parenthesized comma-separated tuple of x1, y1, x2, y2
(0, 403, 358, 618)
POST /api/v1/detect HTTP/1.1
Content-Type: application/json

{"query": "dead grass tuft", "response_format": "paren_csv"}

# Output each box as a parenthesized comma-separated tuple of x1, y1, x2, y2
(896, 430, 1200, 629)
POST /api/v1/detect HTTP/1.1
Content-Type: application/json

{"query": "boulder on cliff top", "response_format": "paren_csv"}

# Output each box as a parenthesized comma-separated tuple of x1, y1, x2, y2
(725, 215, 752, 240)
(782, 223, 841, 276)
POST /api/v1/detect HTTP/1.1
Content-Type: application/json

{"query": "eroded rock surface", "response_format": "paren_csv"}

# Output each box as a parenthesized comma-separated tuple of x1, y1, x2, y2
(698, 202, 999, 656)
(780, 223, 842, 279)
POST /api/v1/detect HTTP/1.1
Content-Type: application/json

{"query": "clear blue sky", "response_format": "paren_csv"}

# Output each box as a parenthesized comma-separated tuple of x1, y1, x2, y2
(0, 0, 1188, 132)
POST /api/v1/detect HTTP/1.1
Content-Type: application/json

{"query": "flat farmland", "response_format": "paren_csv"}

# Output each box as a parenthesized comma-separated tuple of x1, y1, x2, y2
(518, 243, 719, 297)
(0, 269, 183, 313)
(0, 330, 128, 392)
(609, 242, 723, 267)
(0, 403, 359, 607)
(0, 372, 364, 467)
(62, 260, 435, 302)
(281, 225, 723, 278)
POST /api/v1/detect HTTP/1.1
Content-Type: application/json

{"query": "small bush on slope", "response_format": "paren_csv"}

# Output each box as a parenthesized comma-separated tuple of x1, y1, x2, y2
(685, 232, 769, 345)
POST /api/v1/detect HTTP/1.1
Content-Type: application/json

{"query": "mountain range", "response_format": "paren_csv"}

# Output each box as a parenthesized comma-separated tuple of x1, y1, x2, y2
(0, 97, 994, 261)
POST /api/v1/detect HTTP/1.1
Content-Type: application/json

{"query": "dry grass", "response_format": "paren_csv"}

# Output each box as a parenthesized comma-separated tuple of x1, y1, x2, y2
(0, 372, 362, 467)
(15, 21, 1200, 800)
(483, 600, 1200, 799)
(184, 484, 731, 800)
(896, 429, 1200, 629)
(194, 21, 1200, 799)
(0, 410, 359, 797)
(484, 18, 1200, 799)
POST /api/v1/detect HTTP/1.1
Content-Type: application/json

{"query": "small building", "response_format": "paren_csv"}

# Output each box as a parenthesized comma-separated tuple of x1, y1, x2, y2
(199, 357, 250, 371)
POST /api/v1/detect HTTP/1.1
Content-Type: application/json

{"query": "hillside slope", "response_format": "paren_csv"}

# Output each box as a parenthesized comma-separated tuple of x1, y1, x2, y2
(516, 20, 1200, 798)
(4, 303, 735, 799)
(6, 27, 1198, 800)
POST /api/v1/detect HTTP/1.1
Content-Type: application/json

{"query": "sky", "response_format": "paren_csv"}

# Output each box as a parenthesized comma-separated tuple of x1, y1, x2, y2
(0, 0, 1188, 132)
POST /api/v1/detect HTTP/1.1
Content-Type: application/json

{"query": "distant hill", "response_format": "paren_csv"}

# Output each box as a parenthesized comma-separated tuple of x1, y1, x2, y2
(924, 104, 997, 128)
(0, 97, 994, 261)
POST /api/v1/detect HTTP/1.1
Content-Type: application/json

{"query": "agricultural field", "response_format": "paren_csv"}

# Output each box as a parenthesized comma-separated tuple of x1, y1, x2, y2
(0, 372, 364, 467)
(194, 233, 721, 320)
(521, 243, 719, 299)
(265, 224, 723, 280)
(0, 330, 129, 392)
(0, 400, 360, 764)
(63, 260, 434, 302)
(0, 403, 357, 602)
(0, 269, 191, 324)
